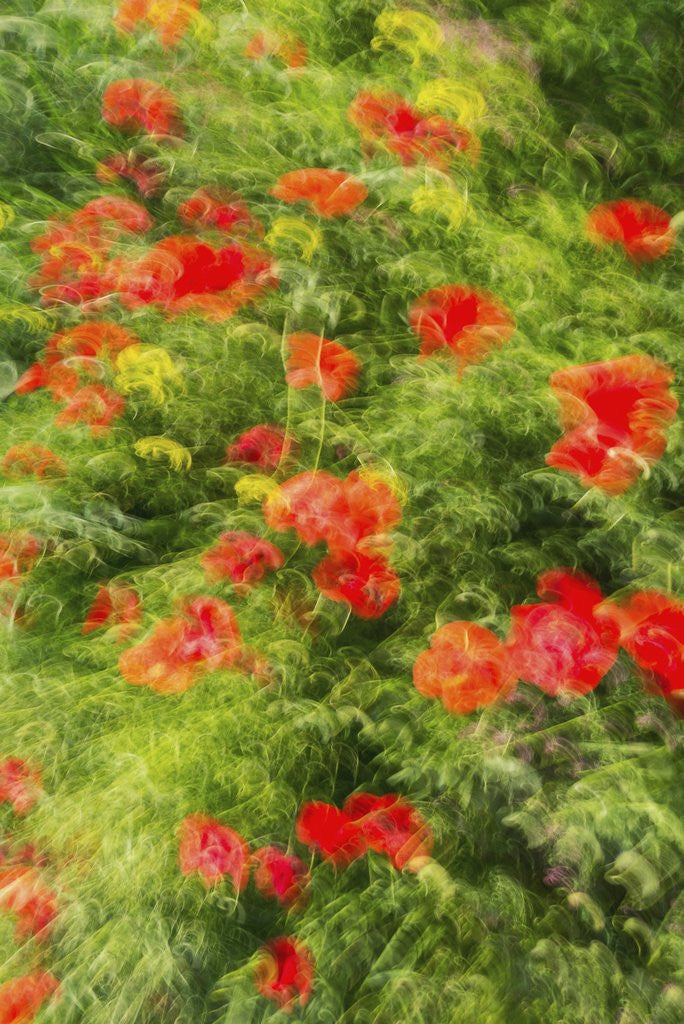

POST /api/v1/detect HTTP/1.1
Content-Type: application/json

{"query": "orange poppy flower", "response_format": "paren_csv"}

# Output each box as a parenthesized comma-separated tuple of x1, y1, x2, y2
(271, 168, 368, 218)
(118, 596, 242, 694)
(102, 78, 183, 137)
(201, 531, 284, 593)
(343, 793, 433, 872)
(1, 444, 67, 480)
(586, 199, 675, 264)
(546, 354, 678, 494)
(54, 384, 125, 436)
(285, 332, 361, 401)
(177, 187, 263, 236)
(0, 971, 59, 1024)
(114, 0, 199, 48)
(408, 284, 515, 371)
(413, 621, 515, 714)
(254, 936, 314, 1013)
(348, 91, 479, 167)
(244, 30, 308, 69)
(178, 813, 250, 889)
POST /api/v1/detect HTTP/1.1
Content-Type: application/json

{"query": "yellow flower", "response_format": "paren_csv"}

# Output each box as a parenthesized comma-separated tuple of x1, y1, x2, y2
(411, 184, 469, 230)
(372, 10, 443, 66)
(133, 437, 192, 471)
(115, 345, 182, 406)
(417, 79, 487, 126)
(235, 474, 279, 505)
(265, 217, 322, 263)
(0, 203, 15, 230)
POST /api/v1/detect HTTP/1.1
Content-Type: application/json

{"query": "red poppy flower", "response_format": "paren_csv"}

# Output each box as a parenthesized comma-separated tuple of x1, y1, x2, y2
(177, 187, 263, 236)
(596, 591, 683, 704)
(295, 801, 367, 867)
(348, 91, 479, 167)
(254, 936, 314, 1013)
(252, 846, 310, 908)
(102, 78, 183, 137)
(0, 760, 42, 816)
(1, 444, 67, 480)
(96, 152, 165, 197)
(586, 200, 675, 264)
(340, 470, 402, 555)
(413, 621, 515, 714)
(178, 813, 250, 889)
(313, 550, 400, 619)
(244, 30, 308, 69)
(118, 595, 242, 694)
(114, 0, 199, 47)
(0, 867, 57, 942)
(201, 531, 284, 593)
(0, 535, 42, 584)
(505, 569, 620, 697)
(46, 322, 141, 364)
(109, 234, 276, 320)
(344, 794, 433, 872)
(54, 384, 125, 436)
(263, 471, 347, 548)
(546, 354, 678, 494)
(285, 333, 360, 402)
(0, 971, 59, 1024)
(271, 169, 368, 218)
(82, 583, 142, 638)
(226, 424, 294, 472)
(408, 284, 515, 371)
(30, 198, 153, 307)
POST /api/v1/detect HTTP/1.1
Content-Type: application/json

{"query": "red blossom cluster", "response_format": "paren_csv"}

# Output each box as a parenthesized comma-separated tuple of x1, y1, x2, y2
(271, 168, 368, 218)
(0, 971, 59, 1024)
(107, 233, 277, 320)
(412, 571, 683, 711)
(226, 424, 294, 472)
(264, 469, 402, 618)
(82, 583, 142, 639)
(118, 595, 246, 694)
(546, 354, 678, 494)
(177, 187, 263, 236)
(285, 332, 361, 401)
(30, 196, 153, 307)
(409, 284, 515, 372)
(296, 793, 433, 872)
(0, 759, 43, 817)
(348, 90, 479, 167)
(96, 152, 165, 198)
(114, 0, 199, 48)
(586, 199, 675, 264)
(102, 78, 183, 138)
(0, 534, 42, 617)
(1, 444, 66, 480)
(254, 937, 314, 1013)
(0, 866, 57, 942)
(15, 321, 138, 436)
(244, 30, 308, 69)
(201, 531, 284, 594)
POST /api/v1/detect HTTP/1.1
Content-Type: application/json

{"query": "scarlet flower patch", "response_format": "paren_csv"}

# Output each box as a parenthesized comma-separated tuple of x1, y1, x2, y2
(226, 424, 293, 472)
(313, 549, 400, 619)
(201, 531, 284, 593)
(295, 802, 367, 867)
(408, 284, 515, 371)
(114, 0, 199, 48)
(177, 187, 263, 236)
(252, 846, 310, 908)
(586, 199, 675, 264)
(1, 444, 67, 480)
(0, 867, 58, 942)
(546, 354, 678, 494)
(0, 971, 59, 1024)
(0, 760, 43, 816)
(178, 813, 250, 889)
(505, 569, 620, 697)
(82, 584, 142, 638)
(102, 78, 183, 137)
(254, 936, 314, 1012)
(348, 90, 479, 167)
(96, 152, 165, 197)
(344, 793, 433, 872)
